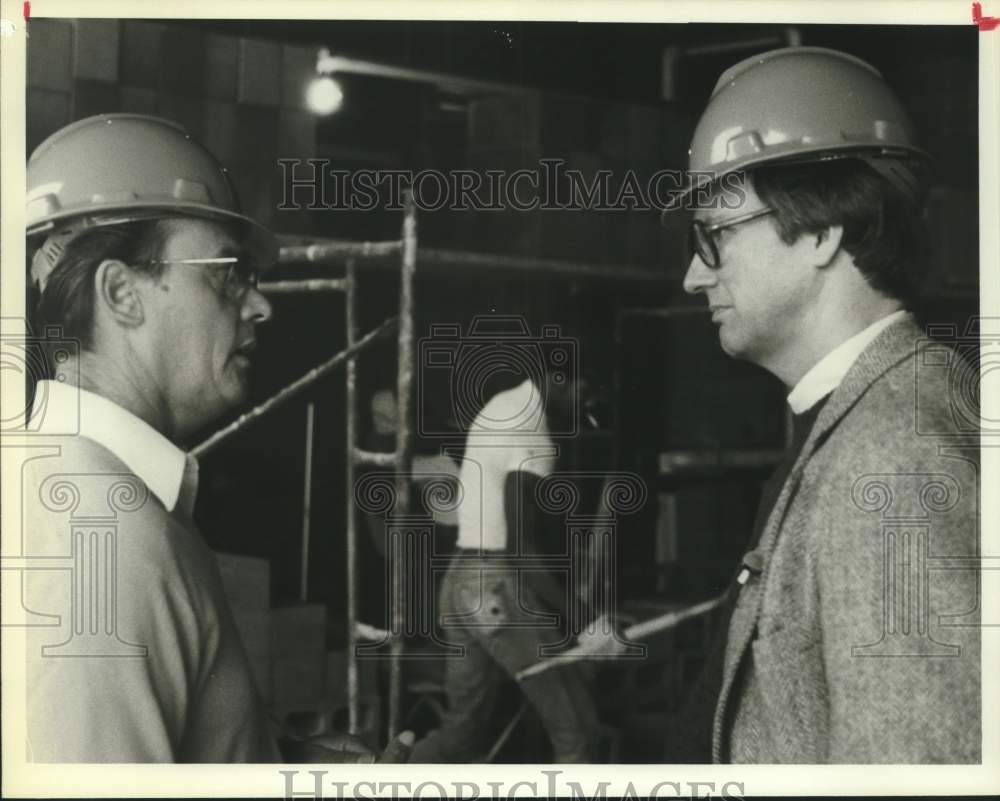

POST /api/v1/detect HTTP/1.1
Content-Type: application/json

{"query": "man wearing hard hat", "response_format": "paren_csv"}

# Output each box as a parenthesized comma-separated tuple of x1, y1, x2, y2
(22, 114, 279, 762)
(21, 115, 412, 764)
(666, 48, 980, 763)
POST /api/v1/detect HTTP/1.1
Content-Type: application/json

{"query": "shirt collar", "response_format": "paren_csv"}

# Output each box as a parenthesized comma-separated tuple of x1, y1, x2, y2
(30, 380, 195, 514)
(787, 309, 909, 414)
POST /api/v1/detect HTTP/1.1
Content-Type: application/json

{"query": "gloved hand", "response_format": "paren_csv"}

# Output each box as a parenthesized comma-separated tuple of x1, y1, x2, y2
(378, 730, 416, 763)
(573, 613, 630, 657)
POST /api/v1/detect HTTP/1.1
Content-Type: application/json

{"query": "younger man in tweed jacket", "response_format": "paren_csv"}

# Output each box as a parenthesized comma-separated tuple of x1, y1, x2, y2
(675, 49, 981, 764)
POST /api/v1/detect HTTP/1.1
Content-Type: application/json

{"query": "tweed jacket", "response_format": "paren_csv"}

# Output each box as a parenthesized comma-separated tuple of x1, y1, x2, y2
(715, 315, 981, 763)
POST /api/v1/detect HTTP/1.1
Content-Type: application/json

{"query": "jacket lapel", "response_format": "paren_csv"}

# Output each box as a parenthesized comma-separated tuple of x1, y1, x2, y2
(711, 315, 923, 761)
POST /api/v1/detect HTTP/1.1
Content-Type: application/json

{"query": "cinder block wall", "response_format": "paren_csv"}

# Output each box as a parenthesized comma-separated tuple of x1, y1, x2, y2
(463, 91, 693, 268)
(27, 19, 319, 236)
(26, 18, 696, 270)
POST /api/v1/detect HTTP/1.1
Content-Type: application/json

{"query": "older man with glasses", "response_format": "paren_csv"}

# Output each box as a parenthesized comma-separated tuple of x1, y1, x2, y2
(659, 47, 980, 764)
(21, 115, 413, 764)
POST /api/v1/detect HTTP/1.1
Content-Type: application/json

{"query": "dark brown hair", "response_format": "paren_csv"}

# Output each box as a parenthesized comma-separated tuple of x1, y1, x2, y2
(750, 159, 929, 307)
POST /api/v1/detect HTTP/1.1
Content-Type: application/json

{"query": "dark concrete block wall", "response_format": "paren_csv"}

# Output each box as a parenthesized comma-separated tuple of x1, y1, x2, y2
(463, 91, 693, 268)
(27, 18, 692, 274)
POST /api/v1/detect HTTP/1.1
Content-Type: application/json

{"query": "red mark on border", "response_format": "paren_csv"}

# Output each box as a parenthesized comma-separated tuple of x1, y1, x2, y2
(973, 2, 999, 30)
(23, 1, 30, 21)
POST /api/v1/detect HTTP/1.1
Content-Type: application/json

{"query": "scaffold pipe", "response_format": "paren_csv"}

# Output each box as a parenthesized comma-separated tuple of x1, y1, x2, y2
(191, 316, 398, 459)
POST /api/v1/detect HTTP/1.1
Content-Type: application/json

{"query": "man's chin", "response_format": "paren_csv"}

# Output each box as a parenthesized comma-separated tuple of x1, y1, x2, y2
(717, 327, 745, 360)
(228, 381, 251, 407)
(228, 356, 254, 388)
(219, 371, 252, 410)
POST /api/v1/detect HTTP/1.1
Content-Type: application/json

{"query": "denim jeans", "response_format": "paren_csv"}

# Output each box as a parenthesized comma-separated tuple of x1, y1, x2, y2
(409, 555, 599, 763)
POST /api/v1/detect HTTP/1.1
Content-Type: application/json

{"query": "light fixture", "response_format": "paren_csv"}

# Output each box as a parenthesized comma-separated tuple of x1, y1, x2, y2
(306, 46, 524, 115)
(306, 48, 345, 115)
(306, 74, 344, 115)
(318, 52, 524, 96)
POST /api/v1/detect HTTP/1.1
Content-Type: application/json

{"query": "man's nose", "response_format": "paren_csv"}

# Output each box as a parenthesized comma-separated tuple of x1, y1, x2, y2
(242, 285, 273, 323)
(682, 253, 717, 295)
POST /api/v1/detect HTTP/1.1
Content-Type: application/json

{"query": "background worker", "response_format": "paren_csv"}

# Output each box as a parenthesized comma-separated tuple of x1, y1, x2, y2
(409, 363, 602, 763)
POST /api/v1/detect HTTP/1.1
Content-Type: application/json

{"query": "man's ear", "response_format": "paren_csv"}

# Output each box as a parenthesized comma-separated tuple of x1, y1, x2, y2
(808, 224, 844, 268)
(93, 259, 146, 327)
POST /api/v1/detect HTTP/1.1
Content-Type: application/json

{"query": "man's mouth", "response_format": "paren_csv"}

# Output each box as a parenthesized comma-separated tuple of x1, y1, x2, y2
(232, 339, 257, 364)
(709, 305, 732, 322)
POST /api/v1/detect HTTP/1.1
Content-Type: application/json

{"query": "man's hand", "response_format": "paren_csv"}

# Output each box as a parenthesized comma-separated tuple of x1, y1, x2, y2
(378, 730, 415, 763)
(282, 730, 415, 763)
(573, 613, 630, 658)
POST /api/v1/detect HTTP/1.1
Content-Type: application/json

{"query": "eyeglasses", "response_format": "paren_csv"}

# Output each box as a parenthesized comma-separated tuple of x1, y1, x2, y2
(150, 256, 260, 303)
(688, 207, 775, 269)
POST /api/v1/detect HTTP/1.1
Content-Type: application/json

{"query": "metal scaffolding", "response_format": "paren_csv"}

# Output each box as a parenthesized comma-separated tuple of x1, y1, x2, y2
(344, 202, 419, 738)
(189, 210, 694, 744)
(191, 197, 418, 739)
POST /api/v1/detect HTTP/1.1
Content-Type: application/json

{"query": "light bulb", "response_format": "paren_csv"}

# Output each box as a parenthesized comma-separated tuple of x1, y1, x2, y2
(306, 76, 344, 115)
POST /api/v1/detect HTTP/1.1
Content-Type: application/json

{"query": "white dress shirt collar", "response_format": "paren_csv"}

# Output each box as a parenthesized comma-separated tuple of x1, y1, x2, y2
(30, 379, 198, 514)
(787, 309, 908, 414)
